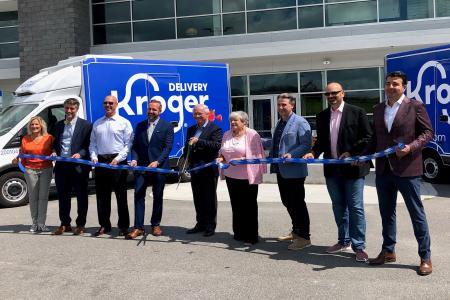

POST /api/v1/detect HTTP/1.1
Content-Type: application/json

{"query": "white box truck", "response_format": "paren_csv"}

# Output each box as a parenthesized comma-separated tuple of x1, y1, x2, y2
(0, 55, 230, 207)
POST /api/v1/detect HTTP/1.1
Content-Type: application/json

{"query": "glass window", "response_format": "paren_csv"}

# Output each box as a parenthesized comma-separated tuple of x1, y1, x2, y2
(176, 0, 221, 16)
(253, 99, 273, 138)
(223, 0, 245, 12)
(436, 0, 450, 17)
(231, 76, 248, 96)
(247, 0, 296, 10)
(300, 94, 323, 116)
(93, 23, 132, 45)
(247, 8, 296, 33)
(0, 104, 38, 137)
(223, 13, 246, 35)
(232, 97, 248, 112)
(298, 0, 322, 5)
(300, 71, 323, 92)
(0, 27, 18, 43)
(133, 0, 174, 20)
(299, 5, 323, 28)
(0, 11, 18, 27)
(250, 73, 298, 94)
(344, 90, 380, 114)
(0, 43, 19, 59)
(177, 15, 221, 38)
(326, 0, 377, 26)
(327, 68, 379, 90)
(379, 0, 433, 21)
(134, 19, 175, 41)
(92, 2, 130, 24)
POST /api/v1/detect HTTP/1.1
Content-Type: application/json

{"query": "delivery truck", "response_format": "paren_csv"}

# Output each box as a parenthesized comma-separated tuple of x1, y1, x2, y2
(0, 55, 230, 207)
(386, 44, 450, 182)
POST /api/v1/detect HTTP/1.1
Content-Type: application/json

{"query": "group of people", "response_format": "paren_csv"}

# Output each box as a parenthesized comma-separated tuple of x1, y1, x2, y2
(12, 71, 433, 276)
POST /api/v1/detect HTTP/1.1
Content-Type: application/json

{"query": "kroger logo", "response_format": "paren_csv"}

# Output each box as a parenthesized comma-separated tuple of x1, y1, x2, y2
(407, 60, 450, 107)
(110, 73, 210, 133)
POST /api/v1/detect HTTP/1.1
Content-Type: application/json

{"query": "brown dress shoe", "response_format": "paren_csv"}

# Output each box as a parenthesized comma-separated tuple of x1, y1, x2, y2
(73, 226, 85, 235)
(151, 226, 163, 236)
(126, 228, 143, 240)
(52, 225, 72, 235)
(418, 259, 432, 276)
(369, 250, 396, 265)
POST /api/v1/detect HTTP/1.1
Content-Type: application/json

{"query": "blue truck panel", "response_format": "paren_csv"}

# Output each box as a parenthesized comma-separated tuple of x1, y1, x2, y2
(82, 58, 230, 158)
(386, 44, 450, 180)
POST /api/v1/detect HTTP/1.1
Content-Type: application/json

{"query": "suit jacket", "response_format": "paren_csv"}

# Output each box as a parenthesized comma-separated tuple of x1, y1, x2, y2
(270, 113, 312, 179)
(131, 118, 174, 169)
(368, 97, 433, 177)
(313, 103, 372, 179)
(183, 121, 223, 176)
(53, 117, 92, 160)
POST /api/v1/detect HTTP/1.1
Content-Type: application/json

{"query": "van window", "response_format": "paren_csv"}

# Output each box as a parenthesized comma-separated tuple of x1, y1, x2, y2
(0, 104, 38, 137)
(37, 105, 65, 136)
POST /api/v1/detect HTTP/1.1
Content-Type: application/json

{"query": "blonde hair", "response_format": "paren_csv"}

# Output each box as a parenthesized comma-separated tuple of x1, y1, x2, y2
(27, 116, 48, 136)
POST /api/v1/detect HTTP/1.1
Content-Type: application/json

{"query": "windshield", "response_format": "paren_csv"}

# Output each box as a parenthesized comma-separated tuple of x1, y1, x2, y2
(0, 104, 38, 136)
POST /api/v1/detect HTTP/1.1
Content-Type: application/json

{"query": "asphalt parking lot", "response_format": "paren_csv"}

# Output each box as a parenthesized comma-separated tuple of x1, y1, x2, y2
(0, 181, 449, 299)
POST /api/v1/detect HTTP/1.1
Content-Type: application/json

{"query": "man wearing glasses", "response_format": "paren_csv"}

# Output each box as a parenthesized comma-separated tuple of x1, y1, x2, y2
(89, 95, 133, 237)
(304, 82, 372, 262)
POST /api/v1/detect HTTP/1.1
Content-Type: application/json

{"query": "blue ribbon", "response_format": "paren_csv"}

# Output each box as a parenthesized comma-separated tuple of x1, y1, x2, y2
(17, 144, 404, 174)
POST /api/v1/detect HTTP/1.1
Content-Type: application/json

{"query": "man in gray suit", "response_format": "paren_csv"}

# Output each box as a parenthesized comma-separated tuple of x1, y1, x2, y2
(270, 93, 312, 250)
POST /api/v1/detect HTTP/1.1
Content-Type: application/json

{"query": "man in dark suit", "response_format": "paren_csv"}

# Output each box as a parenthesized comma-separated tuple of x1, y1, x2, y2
(304, 82, 372, 262)
(184, 104, 223, 237)
(126, 100, 174, 239)
(52, 98, 92, 236)
(367, 71, 433, 276)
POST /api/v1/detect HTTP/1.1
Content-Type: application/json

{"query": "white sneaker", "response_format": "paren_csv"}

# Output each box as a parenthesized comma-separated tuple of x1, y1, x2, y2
(38, 224, 49, 232)
(29, 224, 38, 233)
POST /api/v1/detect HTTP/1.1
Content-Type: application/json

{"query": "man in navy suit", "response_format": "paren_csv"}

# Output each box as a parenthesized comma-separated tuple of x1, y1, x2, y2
(126, 100, 174, 239)
(52, 98, 92, 236)
(270, 93, 312, 250)
(184, 104, 223, 237)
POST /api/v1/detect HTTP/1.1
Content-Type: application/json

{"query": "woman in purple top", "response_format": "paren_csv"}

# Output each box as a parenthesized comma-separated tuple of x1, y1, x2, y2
(217, 111, 266, 245)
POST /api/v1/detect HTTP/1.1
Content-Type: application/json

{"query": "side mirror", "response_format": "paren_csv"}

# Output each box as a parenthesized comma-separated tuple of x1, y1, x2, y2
(439, 115, 449, 122)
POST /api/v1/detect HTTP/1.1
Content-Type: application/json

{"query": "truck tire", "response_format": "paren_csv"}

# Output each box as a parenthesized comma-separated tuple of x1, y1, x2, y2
(422, 152, 444, 183)
(0, 171, 29, 208)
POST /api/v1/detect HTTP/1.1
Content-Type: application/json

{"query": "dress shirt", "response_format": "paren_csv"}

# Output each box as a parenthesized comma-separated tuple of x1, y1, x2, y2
(384, 94, 405, 133)
(330, 102, 344, 158)
(89, 114, 133, 162)
(194, 120, 209, 138)
(147, 117, 159, 142)
(271, 113, 292, 173)
(61, 117, 77, 157)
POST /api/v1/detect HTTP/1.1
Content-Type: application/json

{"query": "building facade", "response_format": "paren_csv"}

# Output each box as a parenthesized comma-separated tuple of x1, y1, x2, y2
(1, 0, 450, 132)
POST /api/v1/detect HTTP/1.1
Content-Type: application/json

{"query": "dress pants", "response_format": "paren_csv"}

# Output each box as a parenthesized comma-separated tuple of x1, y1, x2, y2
(133, 171, 166, 230)
(276, 174, 310, 240)
(54, 162, 90, 227)
(225, 177, 259, 243)
(95, 155, 129, 231)
(190, 167, 218, 231)
(375, 173, 431, 260)
(24, 167, 53, 226)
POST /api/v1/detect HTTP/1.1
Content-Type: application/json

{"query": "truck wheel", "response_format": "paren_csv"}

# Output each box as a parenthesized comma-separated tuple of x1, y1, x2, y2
(0, 171, 29, 208)
(422, 153, 444, 183)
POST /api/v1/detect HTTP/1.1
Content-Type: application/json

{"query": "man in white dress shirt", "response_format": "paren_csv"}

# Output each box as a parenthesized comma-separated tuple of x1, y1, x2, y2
(89, 95, 133, 237)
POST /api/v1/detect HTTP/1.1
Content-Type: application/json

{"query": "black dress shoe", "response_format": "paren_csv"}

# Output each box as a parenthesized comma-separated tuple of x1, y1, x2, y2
(186, 225, 205, 234)
(94, 227, 111, 237)
(203, 229, 215, 237)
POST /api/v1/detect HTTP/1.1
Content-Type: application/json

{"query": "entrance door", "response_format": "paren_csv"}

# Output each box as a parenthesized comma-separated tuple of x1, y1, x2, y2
(249, 95, 277, 138)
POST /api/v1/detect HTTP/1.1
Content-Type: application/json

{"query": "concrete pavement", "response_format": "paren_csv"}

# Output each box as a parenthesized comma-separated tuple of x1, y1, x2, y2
(0, 180, 448, 299)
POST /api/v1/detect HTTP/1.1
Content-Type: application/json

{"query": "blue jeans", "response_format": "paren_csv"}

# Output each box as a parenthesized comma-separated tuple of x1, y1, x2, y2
(375, 174, 431, 260)
(325, 176, 366, 251)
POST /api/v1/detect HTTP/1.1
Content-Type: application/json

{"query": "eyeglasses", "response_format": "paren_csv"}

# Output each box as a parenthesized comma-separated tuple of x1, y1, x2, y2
(103, 101, 115, 105)
(324, 90, 342, 97)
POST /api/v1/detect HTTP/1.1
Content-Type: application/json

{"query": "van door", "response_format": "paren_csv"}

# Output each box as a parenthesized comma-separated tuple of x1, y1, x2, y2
(435, 60, 450, 161)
